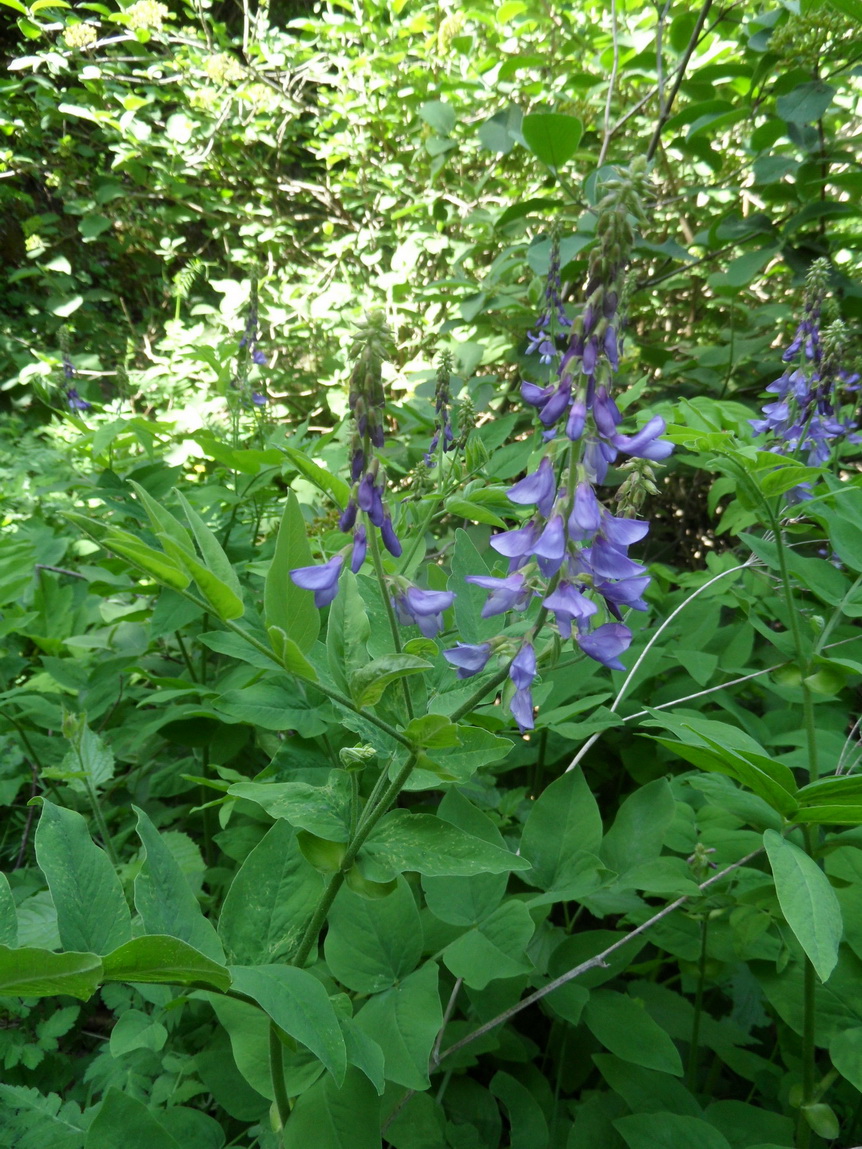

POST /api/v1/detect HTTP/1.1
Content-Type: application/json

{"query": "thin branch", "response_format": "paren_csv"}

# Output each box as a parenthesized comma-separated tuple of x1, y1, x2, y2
(436, 846, 764, 1066)
(597, 0, 620, 167)
(646, 0, 713, 162)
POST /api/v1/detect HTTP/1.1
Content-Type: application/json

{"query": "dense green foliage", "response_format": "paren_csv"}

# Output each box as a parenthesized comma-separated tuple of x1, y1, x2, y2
(2, 0, 862, 1147)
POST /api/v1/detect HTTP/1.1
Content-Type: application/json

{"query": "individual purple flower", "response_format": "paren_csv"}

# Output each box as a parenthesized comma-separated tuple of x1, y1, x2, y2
(393, 586, 456, 638)
(612, 415, 674, 461)
(567, 482, 602, 540)
(466, 572, 531, 617)
(584, 535, 647, 580)
(490, 521, 539, 564)
(357, 472, 385, 526)
(508, 642, 537, 732)
(538, 379, 572, 427)
(380, 514, 402, 558)
(252, 349, 267, 366)
(351, 526, 367, 573)
(565, 400, 586, 441)
(443, 642, 492, 679)
(251, 391, 266, 406)
(593, 386, 623, 439)
(522, 380, 554, 410)
(577, 622, 632, 671)
(66, 388, 91, 412)
(595, 574, 651, 616)
(599, 511, 650, 548)
(533, 514, 567, 577)
(339, 500, 358, 532)
(542, 581, 598, 638)
(290, 555, 344, 608)
(507, 456, 556, 518)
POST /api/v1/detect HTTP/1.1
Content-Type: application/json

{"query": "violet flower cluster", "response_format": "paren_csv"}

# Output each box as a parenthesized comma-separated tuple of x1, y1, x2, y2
(236, 284, 267, 408)
(750, 258, 859, 479)
(424, 350, 455, 466)
(525, 232, 571, 365)
(291, 313, 456, 632)
(444, 161, 672, 732)
(61, 348, 91, 412)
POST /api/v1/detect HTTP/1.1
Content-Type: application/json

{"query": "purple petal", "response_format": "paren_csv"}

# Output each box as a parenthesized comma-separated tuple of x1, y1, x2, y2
(490, 521, 538, 559)
(586, 536, 647, 580)
(466, 573, 530, 617)
(593, 386, 622, 438)
(403, 587, 456, 616)
(566, 400, 586, 441)
(577, 622, 632, 671)
(380, 514, 402, 557)
(600, 512, 649, 548)
(351, 526, 367, 573)
(568, 482, 602, 540)
(443, 642, 492, 679)
(508, 456, 556, 518)
(613, 415, 674, 461)
(339, 500, 358, 533)
(509, 642, 537, 691)
(290, 555, 344, 608)
(509, 687, 535, 732)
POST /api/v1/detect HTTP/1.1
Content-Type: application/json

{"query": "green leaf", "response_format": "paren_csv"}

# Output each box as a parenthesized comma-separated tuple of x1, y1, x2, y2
(348, 654, 432, 708)
(282, 447, 351, 509)
(34, 800, 131, 956)
(402, 713, 459, 749)
(325, 876, 422, 994)
(422, 791, 509, 926)
(174, 490, 244, 600)
(281, 1067, 381, 1149)
(228, 964, 347, 1084)
(228, 772, 353, 841)
(764, 829, 842, 982)
(127, 481, 194, 555)
(102, 935, 231, 992)
(450, 528, 499, 644)
(86, 1088, 182, 1149)
(521, 112, 582, 167)
(218, 820, 322, 965)
(354, 962, 441, 1090)
(264, 492, 320, 653)
(520, 769, 603, 892)
(109, 1008, 167, 1057)
(0, 873, 17, 948)
(133, 806, 224, 962)
(419, 99, 456, 135)
(160, 534, 244, 620)
(776, 80, 835, 124)
(359, 809, 531, 880)
(442, 900, 535, 989)
(326, 570, 369, 693)
(830, 1026, 862, 1091)
(490, 1071, 549, 1149)
(615, 1112, 733, 1149)
(102, 532, 191, 589)
(266, 627, 319, 681)
(0, 944, 102, 1000)
(420, 725, 511, 786)
(0, 0, 28, 13)
(217, 679, 329, 735)
(45, 723, 114, 795)
(600, 779, 675, 877)
(444, 496, 507, 528)
(584, 990, 684, 1076)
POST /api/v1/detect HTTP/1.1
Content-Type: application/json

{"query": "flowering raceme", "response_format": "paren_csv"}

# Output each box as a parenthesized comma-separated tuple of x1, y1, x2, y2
(444, 161, 672, 732)
(750, 258, 860, 485)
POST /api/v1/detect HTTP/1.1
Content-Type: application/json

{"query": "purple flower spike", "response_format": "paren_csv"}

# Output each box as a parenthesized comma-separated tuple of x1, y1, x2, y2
(380, 514, 402, 558)
(394, 586, 456, 638)
(508, 456, 556, 518)
(577, 622, 632, 671)
(466, 572, 531, 617)
(351, 525, 367, 573)
(290, 555, 344, 608)
(443, 642, 492, 679)
(543, 581, 598, 639)
(613, 415, 674, 461)
(66, 388, 91, 412)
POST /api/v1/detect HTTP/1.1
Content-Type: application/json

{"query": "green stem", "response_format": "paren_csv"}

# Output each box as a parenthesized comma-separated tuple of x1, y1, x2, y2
(269, 1021, 291, 1132)
(366, 515, 414, 721)
(175, 631, 198, 682)
(82, 772, 120, 868)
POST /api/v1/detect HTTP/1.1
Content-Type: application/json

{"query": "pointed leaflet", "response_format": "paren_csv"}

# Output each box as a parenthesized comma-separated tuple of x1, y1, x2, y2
(86, 1088, 183, 1149)
(159, 534, 244, 621)
(324, 876, 423, 994)
(281, 1067, 380, 1149)
(218, 819, 322, 965)
(133, 806, 224, 962)
(327, 570, 370, 694)
(0, 872, 17, 948)
(521, 112, 583, 167)
(102, 531, 191, 590)
(600, 779, 675, 876)
(265, 491, 319, 654)
(127, 480, 195, 556)
(174, 489, 244, 602)
(615, 1113, 734, 1149)
(228, 964, 347, 1084)
(102, 935, 231, 992)
(520, 769, 603, 892)
(584, 990, 683, 1076)
(34, 800, 131, 956)
(354, 961, 442, 1090)
(422, 790, 509, 926)
(0, 944, 102, 1000)
(490, 1071, 549, 1149)
(764, 829, 842, 982)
